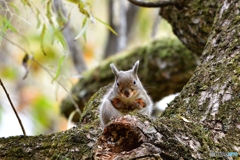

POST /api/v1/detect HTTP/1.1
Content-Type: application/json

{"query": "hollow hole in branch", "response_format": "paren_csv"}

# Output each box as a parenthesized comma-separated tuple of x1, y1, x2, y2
(102, 122, 143, 153)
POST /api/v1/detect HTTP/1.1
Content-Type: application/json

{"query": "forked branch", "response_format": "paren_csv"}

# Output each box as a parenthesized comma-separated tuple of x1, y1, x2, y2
(128, 0, 181, 7)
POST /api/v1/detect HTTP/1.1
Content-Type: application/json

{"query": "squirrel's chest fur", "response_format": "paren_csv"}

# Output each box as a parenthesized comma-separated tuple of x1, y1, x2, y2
(112, 92, 139, 105)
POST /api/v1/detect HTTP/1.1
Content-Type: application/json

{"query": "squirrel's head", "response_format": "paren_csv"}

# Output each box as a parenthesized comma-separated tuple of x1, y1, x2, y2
(110, 60, 140, 98)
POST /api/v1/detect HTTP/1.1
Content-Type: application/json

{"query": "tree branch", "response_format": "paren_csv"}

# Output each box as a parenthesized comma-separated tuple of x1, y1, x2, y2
(128, 0, 181, 8)
(3, 36, 29, 54)
(0, 79, 26, 136)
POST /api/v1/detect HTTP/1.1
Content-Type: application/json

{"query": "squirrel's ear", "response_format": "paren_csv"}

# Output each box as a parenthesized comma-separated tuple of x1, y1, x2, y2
(132, 60, 139, 75)
(110, 63, 119, 77)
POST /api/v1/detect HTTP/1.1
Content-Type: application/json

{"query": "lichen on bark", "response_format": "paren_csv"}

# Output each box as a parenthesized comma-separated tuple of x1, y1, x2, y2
(0, 124, 101, 159)
(163, 0, 240, 156)
(0, 86, 107, 159)
(161, 0, 225, 56)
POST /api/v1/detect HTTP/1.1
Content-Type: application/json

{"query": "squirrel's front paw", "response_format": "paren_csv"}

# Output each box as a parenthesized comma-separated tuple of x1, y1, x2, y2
(111, 98, 127, 109)
(129, 99, 146, 110)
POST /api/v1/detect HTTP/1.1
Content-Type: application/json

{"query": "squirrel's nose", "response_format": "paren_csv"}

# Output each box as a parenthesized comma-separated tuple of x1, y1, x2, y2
(124, 90, 130, 97)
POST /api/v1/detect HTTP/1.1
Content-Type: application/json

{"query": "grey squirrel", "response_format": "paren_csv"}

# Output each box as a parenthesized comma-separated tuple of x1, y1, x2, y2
(99, 60, 153, 126)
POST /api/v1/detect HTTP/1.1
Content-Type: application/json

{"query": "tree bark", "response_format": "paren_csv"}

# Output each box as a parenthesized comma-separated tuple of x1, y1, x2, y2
(61, 38, 198, 121)
(160, 0, 240, 158)
(0, 86, 108, 159)
(160, 0, 225, 56)
(1, 0, 240, 159)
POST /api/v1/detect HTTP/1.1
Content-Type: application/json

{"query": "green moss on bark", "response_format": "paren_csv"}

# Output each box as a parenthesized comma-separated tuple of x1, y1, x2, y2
(162, 0, 240, 157)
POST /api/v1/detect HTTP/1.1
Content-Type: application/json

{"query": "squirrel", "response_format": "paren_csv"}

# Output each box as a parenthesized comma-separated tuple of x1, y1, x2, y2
(99, 60, 153, 126)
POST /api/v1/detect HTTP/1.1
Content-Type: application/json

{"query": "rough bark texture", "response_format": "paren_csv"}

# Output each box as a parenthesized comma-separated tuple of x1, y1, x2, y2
(61, 38, 198, 121)
(160, 0, 224, 56)
(0, 85, 108, 159)
(161, 0, 240, 158)
(0, 125, 98, 159)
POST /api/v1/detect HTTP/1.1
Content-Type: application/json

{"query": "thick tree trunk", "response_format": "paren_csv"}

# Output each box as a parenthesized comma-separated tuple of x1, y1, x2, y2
(163, 0, 240, 150)
(61, 38, 198, 121)
(160, 0, 225, 56)
(1, 0, 240, 159)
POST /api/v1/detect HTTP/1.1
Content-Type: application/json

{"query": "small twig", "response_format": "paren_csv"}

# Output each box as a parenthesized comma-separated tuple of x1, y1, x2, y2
(0, 79, 26, 136)
(3, 36, 29, 54)
(3, 1, 13, 17)
(3, 36, 32, 79)
(128, 0, 181, 8)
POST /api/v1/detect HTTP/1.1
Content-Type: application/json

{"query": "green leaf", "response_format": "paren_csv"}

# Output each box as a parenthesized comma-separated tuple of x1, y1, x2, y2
(40, 24, 46, 55)
(52, 55, 66, 83)
(0, 17, 7, 40)
(16, 15, 31, 25)
(78, 1, 90, 17)
(60, 10, 73, 32)
(65, 0, 81, 4)
(46, 0, 54, 25)
(2, 18, 8, 33)
(36, 9, 41, 29)
(94, 17, 118, 36)
(68, 9, 72, 21)
(74, 18, 89, 40)
(20, 0, 31, 7)
(65, 0, 93, 21)
(0, 15, 4, 29)
(82, 17, 87, 43)
(0, 25, 7, 41)
(3, 17, 18, 33)
(56, 5, 67, 27)
(54, 31, 67, 51)
(8, 2, 20, 15)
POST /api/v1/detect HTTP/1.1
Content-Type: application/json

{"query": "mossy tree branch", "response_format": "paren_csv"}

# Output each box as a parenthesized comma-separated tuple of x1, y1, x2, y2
(0, 85, 108, 159)
(160, 0, 225, 56)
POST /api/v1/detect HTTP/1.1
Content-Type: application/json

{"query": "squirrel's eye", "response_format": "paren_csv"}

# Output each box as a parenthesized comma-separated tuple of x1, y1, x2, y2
(133, 80, 136, 85)
(117, 82, 119, 86)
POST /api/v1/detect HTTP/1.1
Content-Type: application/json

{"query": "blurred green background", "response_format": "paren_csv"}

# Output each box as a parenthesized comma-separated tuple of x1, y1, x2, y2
(0, 0, 176, 137)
